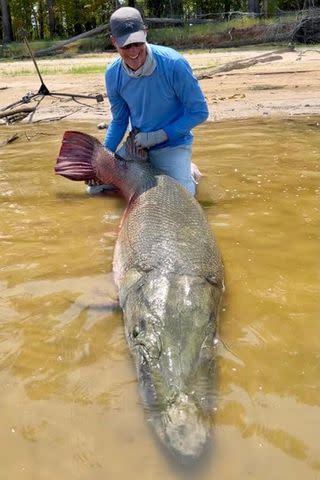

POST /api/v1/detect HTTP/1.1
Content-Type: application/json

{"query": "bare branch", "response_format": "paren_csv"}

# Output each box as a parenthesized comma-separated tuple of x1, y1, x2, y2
(0, 134, 20, 147)
(0, 106, 36, 119)
(195, 48, 294, 80)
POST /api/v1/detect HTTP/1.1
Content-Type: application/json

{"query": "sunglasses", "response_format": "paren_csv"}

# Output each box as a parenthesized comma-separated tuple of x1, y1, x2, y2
(120, 42, 145, 50)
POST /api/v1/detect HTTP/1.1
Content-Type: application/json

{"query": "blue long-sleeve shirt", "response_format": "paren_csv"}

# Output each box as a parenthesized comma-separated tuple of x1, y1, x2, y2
(104, 44, 208, 152)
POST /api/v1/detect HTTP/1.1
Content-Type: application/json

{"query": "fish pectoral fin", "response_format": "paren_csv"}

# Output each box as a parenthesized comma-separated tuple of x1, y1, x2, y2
(206, 274, 224, 289)
(216, 335, 244, 367)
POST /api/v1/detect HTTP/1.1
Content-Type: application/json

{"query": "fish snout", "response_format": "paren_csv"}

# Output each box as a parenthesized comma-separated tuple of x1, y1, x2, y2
(161, 393, 209, 463)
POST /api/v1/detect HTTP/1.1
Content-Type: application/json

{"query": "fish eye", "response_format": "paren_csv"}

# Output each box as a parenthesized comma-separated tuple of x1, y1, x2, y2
(132, 325, 140, 338)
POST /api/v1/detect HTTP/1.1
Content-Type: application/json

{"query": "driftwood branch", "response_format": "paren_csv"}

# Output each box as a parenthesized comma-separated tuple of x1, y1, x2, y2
(30, 108, 82, 123)
(145, 17, 183, 25)
(34, 23, 110, 57)
(0, 106, 36, 119)
(195, 47, 293, 79)
(0, 134, 20, 147)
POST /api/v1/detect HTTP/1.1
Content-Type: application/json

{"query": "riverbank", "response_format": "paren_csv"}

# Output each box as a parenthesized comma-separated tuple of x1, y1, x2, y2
(1, 46, 320, 125)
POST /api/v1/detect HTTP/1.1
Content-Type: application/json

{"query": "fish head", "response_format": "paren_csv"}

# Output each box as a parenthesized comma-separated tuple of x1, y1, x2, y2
(122, 271, 222, 462)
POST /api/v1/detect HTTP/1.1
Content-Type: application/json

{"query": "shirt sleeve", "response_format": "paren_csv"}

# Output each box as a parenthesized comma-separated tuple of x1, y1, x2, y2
(103, 69, 130, 152)
(162, 57, 209, 141)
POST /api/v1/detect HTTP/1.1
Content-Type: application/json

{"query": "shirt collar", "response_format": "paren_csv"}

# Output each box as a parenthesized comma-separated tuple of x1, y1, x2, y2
(121, 43, 156, 78)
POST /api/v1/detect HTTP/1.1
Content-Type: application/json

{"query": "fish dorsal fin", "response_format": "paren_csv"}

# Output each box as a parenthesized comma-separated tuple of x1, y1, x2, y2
(123, 130, 149, 163)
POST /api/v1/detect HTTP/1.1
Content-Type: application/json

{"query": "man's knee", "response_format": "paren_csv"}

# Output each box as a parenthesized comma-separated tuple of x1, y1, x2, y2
(149, 145, 195, 193)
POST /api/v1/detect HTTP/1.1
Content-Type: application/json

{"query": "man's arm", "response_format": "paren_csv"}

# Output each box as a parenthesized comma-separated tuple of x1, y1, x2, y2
(163, 57, 208, 141)
(133, 57, 208, 149)
(104, 71, 130, 152)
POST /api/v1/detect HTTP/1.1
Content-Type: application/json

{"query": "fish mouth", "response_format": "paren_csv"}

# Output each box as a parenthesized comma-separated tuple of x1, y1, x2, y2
(152, 393, 210, 464)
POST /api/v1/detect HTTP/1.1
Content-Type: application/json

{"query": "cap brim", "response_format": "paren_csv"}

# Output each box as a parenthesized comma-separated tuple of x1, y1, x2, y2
(115, 30, 146, 48)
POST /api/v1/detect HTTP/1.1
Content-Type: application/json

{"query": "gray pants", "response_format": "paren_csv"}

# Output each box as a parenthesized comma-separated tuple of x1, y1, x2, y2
(148, 144, 195, 195)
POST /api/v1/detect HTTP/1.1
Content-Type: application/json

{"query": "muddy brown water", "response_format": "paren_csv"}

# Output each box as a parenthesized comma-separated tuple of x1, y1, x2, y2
(0, 118, 319, 480)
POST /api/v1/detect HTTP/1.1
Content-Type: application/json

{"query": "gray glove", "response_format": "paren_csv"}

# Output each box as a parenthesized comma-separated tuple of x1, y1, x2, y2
(134, 129, 168, 148)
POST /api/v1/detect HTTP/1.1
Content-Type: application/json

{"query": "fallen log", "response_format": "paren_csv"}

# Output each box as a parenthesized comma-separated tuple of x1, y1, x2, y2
(32, 17, 185, 57)
(292, 15, 320, 43)
(34, 23, 110, 57)
(195, 48, 293, 79)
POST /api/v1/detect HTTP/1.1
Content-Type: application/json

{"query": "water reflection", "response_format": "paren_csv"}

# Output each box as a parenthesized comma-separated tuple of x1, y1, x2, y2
(0, 118, 319, 479)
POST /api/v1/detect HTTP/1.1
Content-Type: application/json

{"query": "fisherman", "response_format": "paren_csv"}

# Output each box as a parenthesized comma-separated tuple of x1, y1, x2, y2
(87, 6, 208, 196)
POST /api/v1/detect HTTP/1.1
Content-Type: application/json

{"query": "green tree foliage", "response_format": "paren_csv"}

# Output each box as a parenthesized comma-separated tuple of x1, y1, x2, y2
(144, 0, 183, 17)
(2, 0, 114, 41)
(1, 0, 320, 43)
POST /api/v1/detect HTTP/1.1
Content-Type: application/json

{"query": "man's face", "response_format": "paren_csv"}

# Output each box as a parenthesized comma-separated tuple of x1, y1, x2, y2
(112, 36, 147, 71)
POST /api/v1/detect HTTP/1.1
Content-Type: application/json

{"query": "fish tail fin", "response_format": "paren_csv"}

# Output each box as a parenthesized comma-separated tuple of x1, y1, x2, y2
(55, 131, 101, 181)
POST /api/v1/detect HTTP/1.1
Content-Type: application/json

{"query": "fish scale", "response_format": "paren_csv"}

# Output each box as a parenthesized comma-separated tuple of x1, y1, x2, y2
(115, 175, 222, 282)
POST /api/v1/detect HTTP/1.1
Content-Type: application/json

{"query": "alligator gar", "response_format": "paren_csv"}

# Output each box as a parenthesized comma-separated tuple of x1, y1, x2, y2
(55, 131, 224, 463)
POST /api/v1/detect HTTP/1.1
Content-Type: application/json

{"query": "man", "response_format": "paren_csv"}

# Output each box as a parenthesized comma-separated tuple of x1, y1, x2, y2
(87, 6, 208, 196)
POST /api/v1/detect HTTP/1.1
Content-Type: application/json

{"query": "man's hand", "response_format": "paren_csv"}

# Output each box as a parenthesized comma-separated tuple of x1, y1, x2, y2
(85, 178, 104, 186)
(134, 129, 167, 148)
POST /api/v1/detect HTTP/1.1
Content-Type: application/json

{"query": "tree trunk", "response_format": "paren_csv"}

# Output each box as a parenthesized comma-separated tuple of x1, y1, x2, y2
(128, 0, 135, 7)
(0, 0, 14, 43)
(173, 0, 183, 16)
(262, 0, 268, 16)
(37, 1, 44, 39)
(248, 0, 260, 16)
(32, 7, 40, 39)
(47, 0, 56, 37)
(224, 0, 231, 19)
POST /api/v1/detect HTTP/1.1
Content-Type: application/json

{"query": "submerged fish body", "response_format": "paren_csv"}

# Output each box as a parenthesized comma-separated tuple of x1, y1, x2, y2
(55, 131, 224, 462)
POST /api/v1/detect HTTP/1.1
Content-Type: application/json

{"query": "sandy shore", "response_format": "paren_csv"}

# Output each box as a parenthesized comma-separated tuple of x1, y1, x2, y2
(1, 46, 320, 125)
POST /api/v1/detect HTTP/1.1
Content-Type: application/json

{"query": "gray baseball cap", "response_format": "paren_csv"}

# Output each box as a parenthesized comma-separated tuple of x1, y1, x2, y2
(110, 7, 146, 47)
